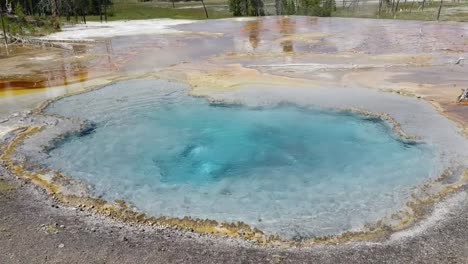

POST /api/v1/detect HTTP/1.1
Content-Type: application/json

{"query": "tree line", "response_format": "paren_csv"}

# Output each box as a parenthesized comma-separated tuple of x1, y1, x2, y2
(229, 0, 336, 16)
(0, 0, 113, 23)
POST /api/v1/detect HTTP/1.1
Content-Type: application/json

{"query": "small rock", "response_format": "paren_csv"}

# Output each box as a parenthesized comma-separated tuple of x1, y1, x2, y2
(59, 225, 65, 229)
(58, 243, 65, 249)
(455, 57, 465, 65)
(119, 235, 128, 242)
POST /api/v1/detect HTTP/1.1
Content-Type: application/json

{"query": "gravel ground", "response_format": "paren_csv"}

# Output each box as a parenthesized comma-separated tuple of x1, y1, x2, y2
(1, 165, 467, 263)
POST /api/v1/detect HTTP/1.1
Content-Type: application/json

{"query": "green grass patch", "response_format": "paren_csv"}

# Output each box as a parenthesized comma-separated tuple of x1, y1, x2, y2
(87, 1, 233, 21)
(398, 0, 467, 9)
(445, 11, 468, 21)
(333, 2, 468, 22)
(1, 16, 58, 37)
(66, 0, 468, 22)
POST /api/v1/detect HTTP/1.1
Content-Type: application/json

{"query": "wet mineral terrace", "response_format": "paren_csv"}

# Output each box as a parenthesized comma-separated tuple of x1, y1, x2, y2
(0, 17, 467, 123)
(0, 16, 468, 243)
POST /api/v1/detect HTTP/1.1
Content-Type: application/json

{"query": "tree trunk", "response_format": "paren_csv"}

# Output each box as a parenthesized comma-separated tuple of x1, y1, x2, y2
(82, 9, 87, 24)
(1, 11, 8, 50)
(104, 1, 108, 22)
(99, 0, 103, 23)
(378, 0, 383, 16)
(275, 0, 282, 15)
(394, 0, 401, 15)
(50, 0, 59, 29)
(50, 0, 57, 17)
(352, 0, 360, 11)
(422, 0, 426, 10)
(436, 0, 443, 20)
(201, 0, 209, 18)
(171, 0, 175, 8)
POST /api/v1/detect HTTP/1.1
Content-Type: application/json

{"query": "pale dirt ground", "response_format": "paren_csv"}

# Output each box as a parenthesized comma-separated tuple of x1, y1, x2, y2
(1, 167, 468, 263)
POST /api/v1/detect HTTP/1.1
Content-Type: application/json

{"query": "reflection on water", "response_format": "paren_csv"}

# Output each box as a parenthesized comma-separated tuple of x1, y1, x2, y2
(242, 17, 299, 53)
(0, 41, 115, 96)
(1, 16, 468, 111)
(237, 16, 318, 53)
(245, 20, 261, 50)
(278, 17, 296, 52)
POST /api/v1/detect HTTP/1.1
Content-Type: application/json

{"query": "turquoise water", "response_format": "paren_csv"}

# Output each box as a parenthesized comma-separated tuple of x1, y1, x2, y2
(45, 79, 437, 239)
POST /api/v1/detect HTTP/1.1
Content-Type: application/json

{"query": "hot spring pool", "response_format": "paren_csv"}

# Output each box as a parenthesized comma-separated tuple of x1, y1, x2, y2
(44, 79, 438, 239)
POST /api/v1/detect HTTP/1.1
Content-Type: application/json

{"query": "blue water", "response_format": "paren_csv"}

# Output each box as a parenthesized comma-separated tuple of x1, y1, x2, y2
(45, 79, 437, 238)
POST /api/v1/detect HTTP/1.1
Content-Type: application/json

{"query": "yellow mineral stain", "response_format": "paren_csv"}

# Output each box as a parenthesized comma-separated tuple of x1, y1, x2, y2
(0, 179, 15, 192)
(275, 32, 327, 45)
(0, 126, 274, 244)
(158, 63, 313, 95)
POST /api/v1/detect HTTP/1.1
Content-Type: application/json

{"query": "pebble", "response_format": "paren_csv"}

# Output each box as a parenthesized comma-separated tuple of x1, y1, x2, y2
(45, 120, 59, 126)
(58, 243, 65, 248)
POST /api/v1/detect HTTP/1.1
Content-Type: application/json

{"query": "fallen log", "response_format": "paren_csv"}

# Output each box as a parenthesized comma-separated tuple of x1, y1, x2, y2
(457, 88, 468, 103)
(3, 33, 72, 49)
(455, 57, 465, 65)
(1, 33, 99, 50)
